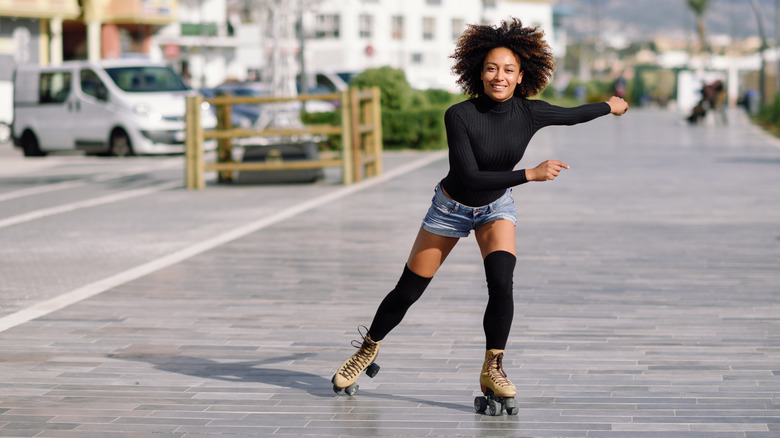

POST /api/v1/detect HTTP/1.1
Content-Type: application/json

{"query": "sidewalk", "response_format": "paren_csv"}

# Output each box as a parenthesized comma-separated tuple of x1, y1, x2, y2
(0, 108, 779, 437)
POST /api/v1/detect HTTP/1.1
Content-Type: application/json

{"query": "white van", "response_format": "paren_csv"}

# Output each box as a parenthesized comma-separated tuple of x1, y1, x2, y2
(12, 60, 216, 156)
(0, 81, 11, 143)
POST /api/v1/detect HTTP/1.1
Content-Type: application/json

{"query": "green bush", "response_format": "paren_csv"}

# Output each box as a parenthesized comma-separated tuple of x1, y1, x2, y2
(753, 94, 780, 138)
(350, 66, 413, 111)
(302, 67, 469, 150)
(350, 67, 465, 149)
(301, 109, 342, 151)
(756, 94, 780, 125)
(383, 106, 447, 150)
(564, 79, 614, 103)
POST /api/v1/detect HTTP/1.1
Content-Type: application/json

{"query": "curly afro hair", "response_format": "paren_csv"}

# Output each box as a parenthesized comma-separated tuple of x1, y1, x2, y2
(451, 18, 555, 98)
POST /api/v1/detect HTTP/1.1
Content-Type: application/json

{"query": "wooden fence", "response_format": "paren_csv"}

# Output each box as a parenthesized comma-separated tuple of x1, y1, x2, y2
(185, 87, 382, 189)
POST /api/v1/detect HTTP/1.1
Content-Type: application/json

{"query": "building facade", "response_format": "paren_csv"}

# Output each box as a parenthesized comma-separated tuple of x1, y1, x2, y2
(1, 0, 558, 103)
(302, 0, 556, 91)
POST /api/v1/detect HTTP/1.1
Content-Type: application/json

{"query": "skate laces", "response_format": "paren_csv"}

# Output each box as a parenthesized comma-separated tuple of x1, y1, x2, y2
(339, 326, 379, 380)
(487, 352, 512, 388)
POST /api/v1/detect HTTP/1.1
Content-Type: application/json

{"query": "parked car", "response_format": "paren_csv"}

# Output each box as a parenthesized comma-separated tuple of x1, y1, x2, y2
(12, 60, 216, 156)
(212, 81, 272, 128)
(204, 81, 336, 129)
(296, 71, 350, 95)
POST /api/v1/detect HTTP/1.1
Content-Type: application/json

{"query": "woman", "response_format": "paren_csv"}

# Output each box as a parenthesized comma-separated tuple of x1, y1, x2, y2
(332, 18, 629, 414)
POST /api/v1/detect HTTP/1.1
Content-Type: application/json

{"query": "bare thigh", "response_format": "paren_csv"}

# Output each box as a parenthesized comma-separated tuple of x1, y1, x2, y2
(475, 219, 516, 259)
(406, 227, 460, 278)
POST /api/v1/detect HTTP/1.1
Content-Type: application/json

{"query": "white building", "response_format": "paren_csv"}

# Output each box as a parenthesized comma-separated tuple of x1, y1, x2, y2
(151, 0, 242, 88)
(302, 0, 557, 91)
(144, 0, 558, 91)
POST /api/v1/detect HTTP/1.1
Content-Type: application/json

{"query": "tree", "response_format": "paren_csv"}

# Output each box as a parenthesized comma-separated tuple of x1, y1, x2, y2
(747, 0, 769, 107)
(685, 0, 711, 53)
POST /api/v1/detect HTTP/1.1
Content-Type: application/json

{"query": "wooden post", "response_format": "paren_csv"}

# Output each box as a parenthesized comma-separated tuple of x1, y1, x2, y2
(187, 91, 361, 188)
(359, 91, 372, 177)
(216, 101, 233, 182)
(187, 94, 205, 190)
(349, 88, 362, 183)
(340, 89, 354, 185)
(192, 95, 206, 190)
(185, 95, 197, 189)
(370, 86, 383, 178)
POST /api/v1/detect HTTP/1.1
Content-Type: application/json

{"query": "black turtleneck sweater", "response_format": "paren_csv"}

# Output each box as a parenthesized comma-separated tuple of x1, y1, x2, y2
(440, 95, 611, 207)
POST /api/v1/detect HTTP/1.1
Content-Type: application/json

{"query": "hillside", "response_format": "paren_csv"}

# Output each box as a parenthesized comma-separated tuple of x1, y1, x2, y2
(555, 0, 775, 42)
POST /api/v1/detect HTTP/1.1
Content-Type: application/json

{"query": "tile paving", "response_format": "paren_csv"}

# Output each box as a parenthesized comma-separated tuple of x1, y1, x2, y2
(1, 108, 779, 437)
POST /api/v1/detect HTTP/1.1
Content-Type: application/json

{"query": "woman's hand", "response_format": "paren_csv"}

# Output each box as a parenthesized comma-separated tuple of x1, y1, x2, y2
(526, 160, 570, 182)
(607, 96, 629, 115)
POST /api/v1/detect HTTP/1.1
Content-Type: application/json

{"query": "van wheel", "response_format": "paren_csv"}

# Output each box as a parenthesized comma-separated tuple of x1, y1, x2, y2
(109, 129, 134, 157)
(0, 122, 10, 144)
(21, 131, 46, 157)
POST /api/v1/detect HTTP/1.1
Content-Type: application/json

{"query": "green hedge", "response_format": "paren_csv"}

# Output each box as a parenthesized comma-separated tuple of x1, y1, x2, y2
(302, 66, 464, 150)
(753, 94, 780, 137)
(383, 106, 447, 149)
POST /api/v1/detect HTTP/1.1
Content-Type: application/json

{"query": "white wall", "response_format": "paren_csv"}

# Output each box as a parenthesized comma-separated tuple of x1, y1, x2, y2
(304, 0, 554, 91)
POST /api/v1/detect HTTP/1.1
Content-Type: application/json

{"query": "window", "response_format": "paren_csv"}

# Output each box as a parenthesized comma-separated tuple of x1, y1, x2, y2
(104, 66, 188, 93)
(80, 69, 107, 100)
(483, 0, 496, 8)
(359, 14, 373, 39)
(315, 14, 340, 39)
(422, 17, 435, 41)
(426, 0, 441, 4)
(411, 53, 423, 64)
(452, 18, 465, 40)
(39, 71, 71, 104)
(391, 15, 404, 40)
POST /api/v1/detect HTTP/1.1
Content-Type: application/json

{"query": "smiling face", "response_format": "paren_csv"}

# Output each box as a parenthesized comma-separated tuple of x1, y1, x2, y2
(480, 47, 523, 102)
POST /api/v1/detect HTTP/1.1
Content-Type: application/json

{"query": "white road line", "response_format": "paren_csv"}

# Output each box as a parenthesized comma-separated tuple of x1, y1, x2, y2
(0, 152, 446, 333)
(0, 181, 181, 230)
(0, 158, 182, 202)
(0, 180, 87, 202)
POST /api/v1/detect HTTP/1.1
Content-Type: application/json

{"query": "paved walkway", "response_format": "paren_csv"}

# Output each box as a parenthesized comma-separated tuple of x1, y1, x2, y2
(0, 108, 779, 437)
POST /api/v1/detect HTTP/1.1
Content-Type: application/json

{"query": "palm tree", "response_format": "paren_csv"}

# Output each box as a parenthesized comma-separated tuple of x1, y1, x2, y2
(685, 0, 711, 53)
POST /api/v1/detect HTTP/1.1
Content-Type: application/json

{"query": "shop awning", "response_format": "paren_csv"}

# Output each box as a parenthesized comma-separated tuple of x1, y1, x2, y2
(98, 0, 178, 25)
(0, 0, 80, 19)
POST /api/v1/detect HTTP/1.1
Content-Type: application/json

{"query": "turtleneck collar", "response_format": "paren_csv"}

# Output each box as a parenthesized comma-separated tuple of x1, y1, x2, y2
(475, 93, 514, 113)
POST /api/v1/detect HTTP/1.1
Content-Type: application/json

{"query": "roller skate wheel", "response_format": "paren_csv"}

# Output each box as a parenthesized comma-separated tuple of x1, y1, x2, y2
(504, 398, 518, 416)
(365, 362, 380, 378)
(345, 383, 359, 396)
(330, 375, 342, 394)
(488, 398, 502, 416)
(474, 396, 488, 413)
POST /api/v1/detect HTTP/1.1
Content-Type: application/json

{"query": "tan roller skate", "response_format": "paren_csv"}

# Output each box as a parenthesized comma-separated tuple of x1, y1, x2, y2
(474, 349, 519, 415)
(331, 328, 381, 396)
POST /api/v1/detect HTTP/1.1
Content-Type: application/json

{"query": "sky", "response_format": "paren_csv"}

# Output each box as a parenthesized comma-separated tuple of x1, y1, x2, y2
(555, 0, 777, 43)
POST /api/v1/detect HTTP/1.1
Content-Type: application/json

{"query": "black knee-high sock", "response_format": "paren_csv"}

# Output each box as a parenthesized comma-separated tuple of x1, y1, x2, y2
(483, 250, 516, 350)
(368, 265, 432, 341)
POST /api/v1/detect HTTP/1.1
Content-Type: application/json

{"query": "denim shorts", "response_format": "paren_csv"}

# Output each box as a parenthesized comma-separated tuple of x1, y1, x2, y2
(421, 184, 517, 238)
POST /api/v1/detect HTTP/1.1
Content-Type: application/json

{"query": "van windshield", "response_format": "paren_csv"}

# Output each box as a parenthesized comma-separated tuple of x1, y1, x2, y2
(105, 66, 188, 92)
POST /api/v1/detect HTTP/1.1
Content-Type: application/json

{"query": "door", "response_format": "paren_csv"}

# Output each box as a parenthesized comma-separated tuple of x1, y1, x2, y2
(34, 70, 75, 150)
(74, 68, 114, 153)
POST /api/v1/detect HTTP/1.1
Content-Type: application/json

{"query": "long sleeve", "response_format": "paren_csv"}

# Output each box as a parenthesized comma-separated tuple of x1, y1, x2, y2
(439, 96, 611, 207)
(445, 108, 528, 193)
(529, 100, 611, 131)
